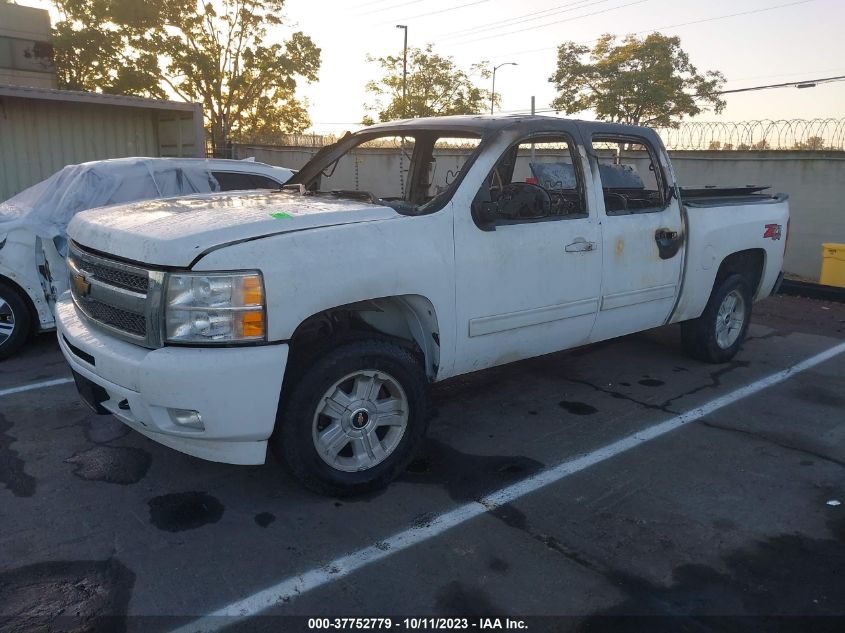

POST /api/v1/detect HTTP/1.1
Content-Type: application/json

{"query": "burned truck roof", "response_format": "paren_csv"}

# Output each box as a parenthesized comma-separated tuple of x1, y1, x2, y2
(363, 114, 662, 140)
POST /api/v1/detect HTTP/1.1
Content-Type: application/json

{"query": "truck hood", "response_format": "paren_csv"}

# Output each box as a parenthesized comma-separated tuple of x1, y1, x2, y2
(67, 191, 401, 267)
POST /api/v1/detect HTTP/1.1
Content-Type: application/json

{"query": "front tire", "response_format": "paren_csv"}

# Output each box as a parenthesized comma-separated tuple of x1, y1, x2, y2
(272, 338, 429, 496)
(681, 274, 752, 363)
(0, 281, 31, 361)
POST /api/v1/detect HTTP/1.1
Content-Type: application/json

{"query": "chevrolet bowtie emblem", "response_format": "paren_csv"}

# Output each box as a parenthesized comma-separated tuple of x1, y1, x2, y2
(72, 272, 91, 296)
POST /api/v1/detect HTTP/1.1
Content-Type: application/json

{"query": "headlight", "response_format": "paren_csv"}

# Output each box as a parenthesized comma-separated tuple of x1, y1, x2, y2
(164, 272, 266, 344)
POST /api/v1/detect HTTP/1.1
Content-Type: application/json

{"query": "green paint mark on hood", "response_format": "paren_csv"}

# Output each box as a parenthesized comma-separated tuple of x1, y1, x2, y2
(270, 212, 293, 219)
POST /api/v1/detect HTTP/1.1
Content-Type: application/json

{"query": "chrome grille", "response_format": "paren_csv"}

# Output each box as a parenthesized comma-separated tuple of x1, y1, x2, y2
(74, 295, 147, 336)
(67, 242, 161, 346)
(69, 248, 149, 293)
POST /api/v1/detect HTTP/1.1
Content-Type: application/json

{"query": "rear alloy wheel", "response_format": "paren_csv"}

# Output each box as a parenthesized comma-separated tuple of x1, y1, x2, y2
(273, 338, 428, 496)
(681, 274, 752, 363)
(0, 282, 31, 361)
(714, 289, 747, 350)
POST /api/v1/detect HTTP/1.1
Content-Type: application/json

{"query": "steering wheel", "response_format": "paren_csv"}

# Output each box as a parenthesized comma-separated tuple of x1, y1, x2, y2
(498, 182, 552, 219)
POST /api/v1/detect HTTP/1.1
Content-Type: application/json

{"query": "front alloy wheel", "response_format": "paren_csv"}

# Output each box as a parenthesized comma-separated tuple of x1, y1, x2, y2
(273, 338, 429, 496)
(312, 370, 409, 472)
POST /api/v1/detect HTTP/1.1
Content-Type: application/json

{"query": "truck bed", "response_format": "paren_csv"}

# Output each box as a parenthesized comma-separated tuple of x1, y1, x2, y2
(680, 185, 787, 208)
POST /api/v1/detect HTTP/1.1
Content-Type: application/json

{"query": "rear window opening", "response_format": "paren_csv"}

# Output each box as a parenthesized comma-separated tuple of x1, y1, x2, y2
(591, 136, 668, 215)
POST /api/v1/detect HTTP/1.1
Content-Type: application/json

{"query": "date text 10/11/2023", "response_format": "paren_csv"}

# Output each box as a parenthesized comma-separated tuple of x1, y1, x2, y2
(307, 618, 529, 630)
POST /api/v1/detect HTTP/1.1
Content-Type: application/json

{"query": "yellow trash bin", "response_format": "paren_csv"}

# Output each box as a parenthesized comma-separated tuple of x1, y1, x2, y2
(820, 243, 845, 288)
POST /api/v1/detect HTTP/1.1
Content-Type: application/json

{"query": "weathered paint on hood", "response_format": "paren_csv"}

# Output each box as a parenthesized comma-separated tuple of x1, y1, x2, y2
(67, 191, 401, 267)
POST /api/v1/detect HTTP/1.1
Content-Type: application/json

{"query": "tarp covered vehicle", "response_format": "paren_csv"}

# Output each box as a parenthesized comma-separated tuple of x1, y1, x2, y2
(0, 157, 293, 359)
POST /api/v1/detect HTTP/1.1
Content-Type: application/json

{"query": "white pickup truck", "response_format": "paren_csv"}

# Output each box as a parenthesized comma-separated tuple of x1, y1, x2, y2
(56, 116, 789, 495)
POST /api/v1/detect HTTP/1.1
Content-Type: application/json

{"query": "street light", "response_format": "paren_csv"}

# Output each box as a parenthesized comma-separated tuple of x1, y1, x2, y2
(396, 25, 408, 118)
(491, 62, 518, 114)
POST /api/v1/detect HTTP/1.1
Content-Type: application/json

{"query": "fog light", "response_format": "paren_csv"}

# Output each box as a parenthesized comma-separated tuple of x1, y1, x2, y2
(168, 408, 204, 430)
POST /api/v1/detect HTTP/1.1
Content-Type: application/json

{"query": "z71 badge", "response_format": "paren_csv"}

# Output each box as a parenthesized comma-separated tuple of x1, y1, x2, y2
(763, 223, 783, 240)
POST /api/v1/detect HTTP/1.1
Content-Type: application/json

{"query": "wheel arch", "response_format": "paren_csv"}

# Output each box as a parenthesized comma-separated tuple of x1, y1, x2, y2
(714, 249, 766, 299)
(287, 294, 441, 380)
(0, 273, 39, 335)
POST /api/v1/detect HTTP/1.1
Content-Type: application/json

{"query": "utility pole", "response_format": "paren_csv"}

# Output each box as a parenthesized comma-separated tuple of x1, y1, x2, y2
(491, 62, 518, 114)
(396, 25, 408, 118)
(530, 96, 535, 164)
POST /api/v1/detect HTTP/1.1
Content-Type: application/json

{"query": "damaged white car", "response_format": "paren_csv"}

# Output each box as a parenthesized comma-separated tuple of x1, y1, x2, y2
(0, 157, 292, 359)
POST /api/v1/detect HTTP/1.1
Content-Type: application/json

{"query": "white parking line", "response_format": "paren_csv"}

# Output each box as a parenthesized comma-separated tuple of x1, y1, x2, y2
(0, 377, 74, 398)
(169, 339, 844, 632)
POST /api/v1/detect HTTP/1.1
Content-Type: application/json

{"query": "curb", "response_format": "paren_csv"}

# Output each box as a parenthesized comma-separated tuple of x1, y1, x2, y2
(778, 279, 845, 303)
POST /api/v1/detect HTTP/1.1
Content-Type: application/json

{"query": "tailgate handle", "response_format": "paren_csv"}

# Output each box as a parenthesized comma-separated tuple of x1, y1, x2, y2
(655, 229, 679, 242)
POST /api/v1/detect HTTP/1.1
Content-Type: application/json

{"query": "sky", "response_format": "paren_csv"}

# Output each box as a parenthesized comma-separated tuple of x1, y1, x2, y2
(22, 0, 845, 134)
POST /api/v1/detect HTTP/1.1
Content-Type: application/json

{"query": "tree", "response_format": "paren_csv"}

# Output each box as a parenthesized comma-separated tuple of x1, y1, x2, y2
(51, 0, 321, 153)
(793, 136, 826, 150)
(548, 33, 726, 128)
(364, 45, 496, 123)
(53, 0, 165, 97)
(737, 139, 770, 151)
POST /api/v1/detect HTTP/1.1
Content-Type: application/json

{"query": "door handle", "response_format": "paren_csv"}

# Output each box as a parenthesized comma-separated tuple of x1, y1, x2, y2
(565, 237, 597, 253)
(655, 228, 683, 260)
(655, 229, 679, 242)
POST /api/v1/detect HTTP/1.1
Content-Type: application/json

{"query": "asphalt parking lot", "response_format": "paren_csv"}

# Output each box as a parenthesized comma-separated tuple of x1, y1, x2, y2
(1, 294, 844, 633)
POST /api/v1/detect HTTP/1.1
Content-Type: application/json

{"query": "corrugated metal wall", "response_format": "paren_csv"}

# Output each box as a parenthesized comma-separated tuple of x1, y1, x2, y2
(0, 97, 159, 200)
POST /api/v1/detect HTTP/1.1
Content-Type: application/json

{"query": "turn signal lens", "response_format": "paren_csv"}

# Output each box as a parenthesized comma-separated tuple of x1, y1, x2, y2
(238, 310, 266, 338)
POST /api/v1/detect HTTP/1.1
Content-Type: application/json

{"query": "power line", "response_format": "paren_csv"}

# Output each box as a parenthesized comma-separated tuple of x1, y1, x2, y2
(727, 67, 845, 83)
(440, 0, 616, 41)
(497, 74, 845, 116)
(383, 0, 494, 24)
(485, 0, 819, 59)
(348, 0, 405, 9)
(450, 0, 651, 46)
(717, 75, 845, 94)
(357, 0, 424, 17)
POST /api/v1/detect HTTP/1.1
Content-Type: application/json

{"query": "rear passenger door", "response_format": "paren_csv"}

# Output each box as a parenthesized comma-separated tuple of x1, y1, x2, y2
(584, 130, 685, 342)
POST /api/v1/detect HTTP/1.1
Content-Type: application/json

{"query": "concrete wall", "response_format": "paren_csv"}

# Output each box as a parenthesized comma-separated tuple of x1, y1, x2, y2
(235, 144, 845, 281)
(669, 151, 845, 281)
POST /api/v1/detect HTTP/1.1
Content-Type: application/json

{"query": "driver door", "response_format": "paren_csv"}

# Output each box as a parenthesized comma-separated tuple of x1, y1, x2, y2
(452, 131, 602, 375)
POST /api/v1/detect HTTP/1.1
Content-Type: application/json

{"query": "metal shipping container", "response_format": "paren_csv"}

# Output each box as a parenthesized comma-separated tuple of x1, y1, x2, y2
(0, 84, 204, 201)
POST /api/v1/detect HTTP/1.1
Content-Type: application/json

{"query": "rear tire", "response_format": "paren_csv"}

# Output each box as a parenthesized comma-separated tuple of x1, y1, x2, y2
(681, 274, 752, 363)
(0, 281, 31, 361)
(272, 338, 429, 496)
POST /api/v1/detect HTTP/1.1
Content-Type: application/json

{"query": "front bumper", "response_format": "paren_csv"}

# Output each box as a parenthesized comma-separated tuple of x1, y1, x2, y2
(55, 295, 288, 465)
